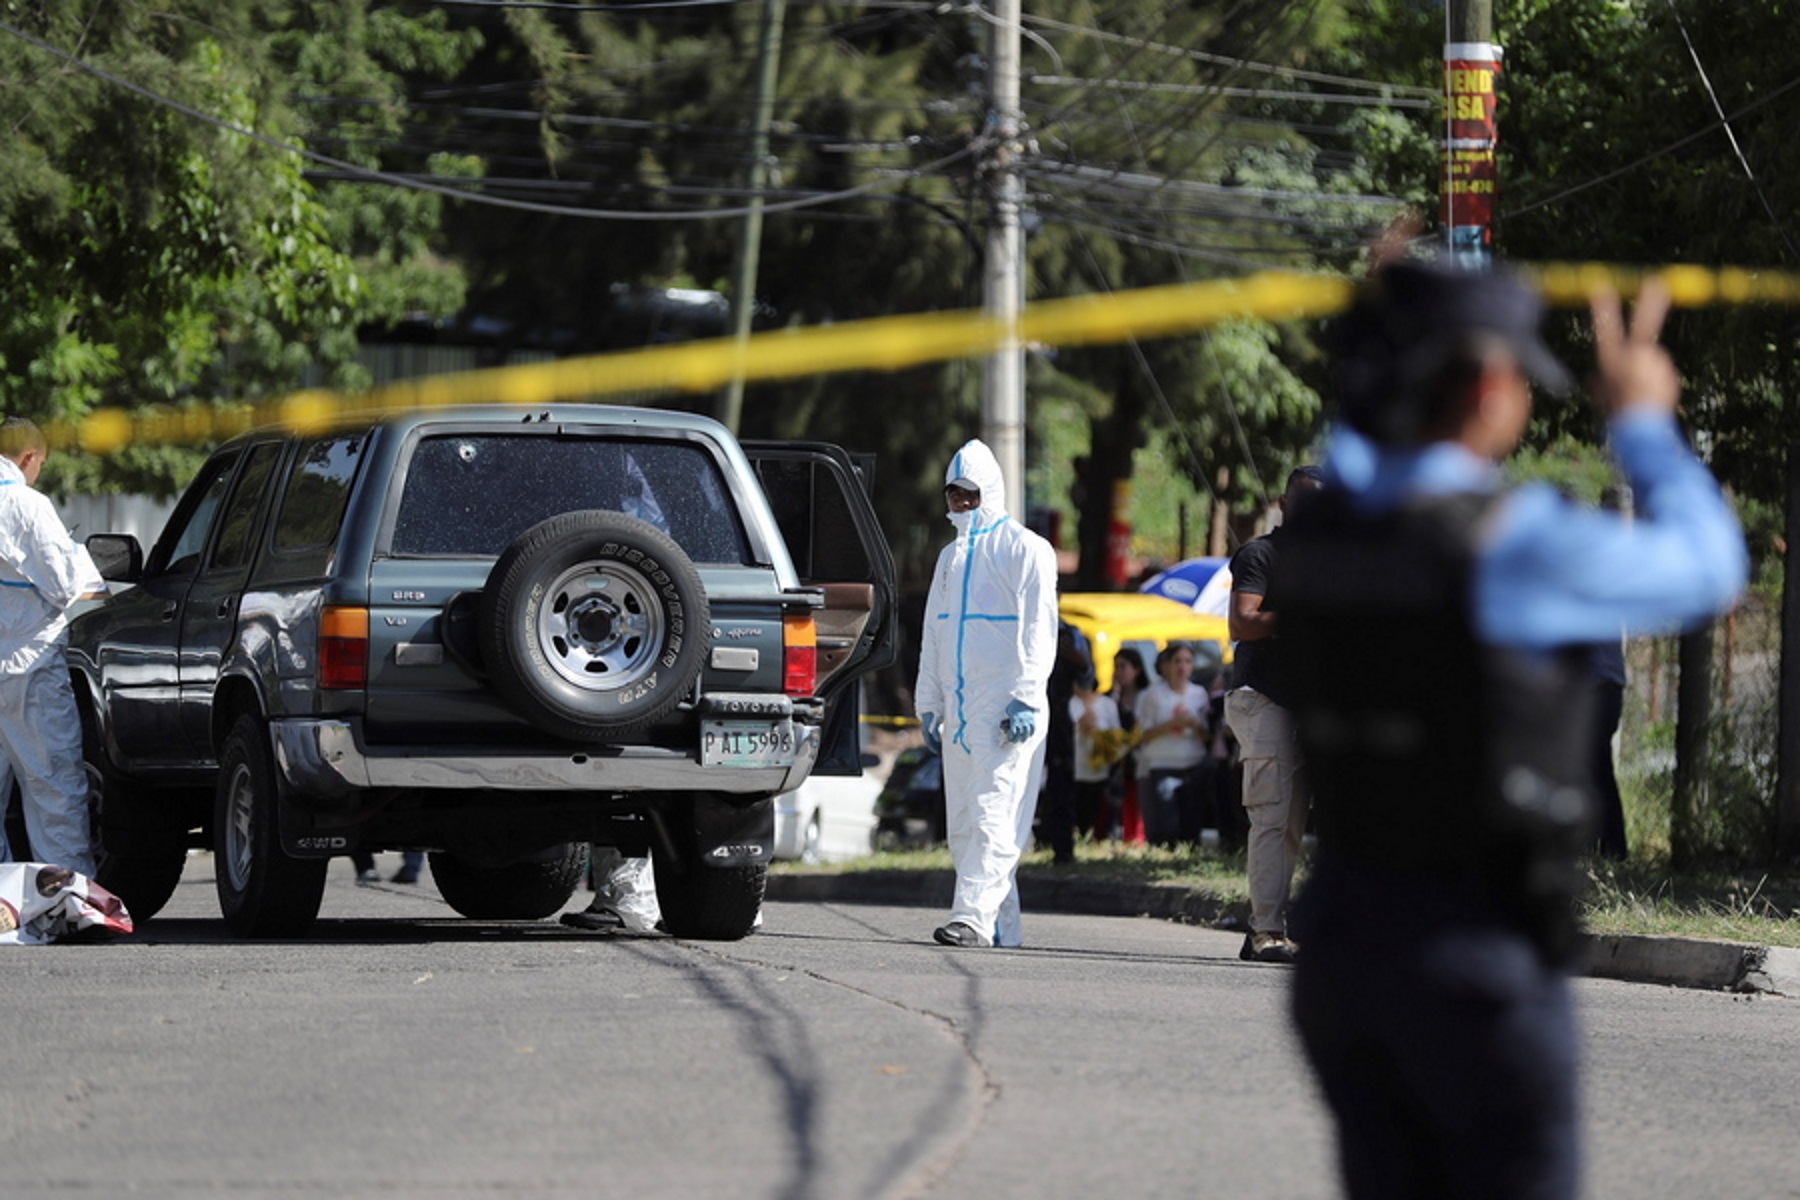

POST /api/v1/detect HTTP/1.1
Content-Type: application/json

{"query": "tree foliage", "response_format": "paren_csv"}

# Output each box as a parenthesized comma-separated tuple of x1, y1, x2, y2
(1497, 0, 1800, 566)
(402, 0, 1399, 584)
(15, 0, 1791, 584)
(0, 3, 477, 496)
(1326, 1, 1800, 567)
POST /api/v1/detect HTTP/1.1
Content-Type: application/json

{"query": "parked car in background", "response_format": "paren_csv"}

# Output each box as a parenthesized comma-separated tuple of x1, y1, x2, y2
(1058, 592, 1232, 691)
(773, 765, 884, 863)
(871, 744, 946, 851)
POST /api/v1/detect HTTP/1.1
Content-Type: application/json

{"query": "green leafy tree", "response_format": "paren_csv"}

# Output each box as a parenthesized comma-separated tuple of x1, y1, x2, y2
(415, 1, 1394, 585)
(0, 3, 478, 497)
(1324, 0, 1800, 564)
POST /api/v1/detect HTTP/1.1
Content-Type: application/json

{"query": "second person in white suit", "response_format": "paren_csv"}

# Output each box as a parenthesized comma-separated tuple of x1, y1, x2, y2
(913, 439, 1058, 948)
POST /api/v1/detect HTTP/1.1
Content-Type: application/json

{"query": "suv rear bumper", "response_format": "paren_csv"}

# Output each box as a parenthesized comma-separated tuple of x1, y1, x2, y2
(271, 717, 820, 801)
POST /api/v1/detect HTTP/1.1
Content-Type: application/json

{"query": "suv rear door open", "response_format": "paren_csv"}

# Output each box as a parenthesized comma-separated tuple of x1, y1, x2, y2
(744, 442, 897, 774)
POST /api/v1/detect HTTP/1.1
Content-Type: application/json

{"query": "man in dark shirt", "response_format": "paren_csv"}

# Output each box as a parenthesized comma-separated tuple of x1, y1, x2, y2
(1225, 465, 1322, 963)
(1038, 621, 1093, 866)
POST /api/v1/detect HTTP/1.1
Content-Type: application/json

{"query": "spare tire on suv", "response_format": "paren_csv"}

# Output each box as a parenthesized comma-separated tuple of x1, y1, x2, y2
(479, 510, 710, 742)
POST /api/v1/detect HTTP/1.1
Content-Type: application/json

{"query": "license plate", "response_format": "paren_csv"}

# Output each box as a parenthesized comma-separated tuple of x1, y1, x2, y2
(700, 720, 798, 767)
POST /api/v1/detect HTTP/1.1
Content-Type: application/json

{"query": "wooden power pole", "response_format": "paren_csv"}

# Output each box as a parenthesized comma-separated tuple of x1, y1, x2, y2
(1443, 0, 1498, 267)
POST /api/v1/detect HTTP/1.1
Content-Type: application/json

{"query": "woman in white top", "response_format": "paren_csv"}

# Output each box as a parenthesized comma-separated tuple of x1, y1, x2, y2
(1135, 641, 1210, 848)
(1071, 677, 1123, 841)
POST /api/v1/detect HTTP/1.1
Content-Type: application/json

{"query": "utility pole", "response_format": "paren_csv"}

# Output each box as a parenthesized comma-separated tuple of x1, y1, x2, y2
(1443, 0, 1497, 267)
(719, 0, 787, 435)
(981, 0, 1027, 520)
(1778, 442, 1800, 859)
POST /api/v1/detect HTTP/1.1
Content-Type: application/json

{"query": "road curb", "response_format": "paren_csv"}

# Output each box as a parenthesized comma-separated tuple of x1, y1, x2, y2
(768, 869, 1249, 926)
(1583, 934, 1800, 996)
(767, 870, 1796, 996)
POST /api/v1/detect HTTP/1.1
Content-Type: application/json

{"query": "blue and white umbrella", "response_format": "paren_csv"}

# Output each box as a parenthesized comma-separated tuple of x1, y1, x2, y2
(1139, 556, 1233, 618)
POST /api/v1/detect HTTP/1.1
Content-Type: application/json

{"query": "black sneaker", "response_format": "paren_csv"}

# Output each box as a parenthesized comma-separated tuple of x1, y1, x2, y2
(561, 905, 626, 932)
(1239, 931, 1298, 964)
(933, 921, 991, 948)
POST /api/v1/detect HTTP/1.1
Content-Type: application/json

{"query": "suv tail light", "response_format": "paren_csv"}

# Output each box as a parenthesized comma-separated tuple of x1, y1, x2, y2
(782, 614, 817, 698)
(319, 606, 369, 690)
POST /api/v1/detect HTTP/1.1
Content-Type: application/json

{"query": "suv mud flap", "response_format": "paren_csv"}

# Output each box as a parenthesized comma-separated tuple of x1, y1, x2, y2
(279, 800, 358, 859)
(652, 792, 774, 869)
(276, 782, 377, 859)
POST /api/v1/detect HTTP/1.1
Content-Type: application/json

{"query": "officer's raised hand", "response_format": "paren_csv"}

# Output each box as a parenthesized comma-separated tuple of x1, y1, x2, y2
(1589, 278, 1680, 419)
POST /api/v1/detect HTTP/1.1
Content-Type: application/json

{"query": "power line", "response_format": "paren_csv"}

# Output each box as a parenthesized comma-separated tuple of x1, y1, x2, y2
(1018, 9, 1438, 98)
(1502, 71, 1800, 222)
(1661, 0, 1799, 265)
(1027, 74, 1436, 109)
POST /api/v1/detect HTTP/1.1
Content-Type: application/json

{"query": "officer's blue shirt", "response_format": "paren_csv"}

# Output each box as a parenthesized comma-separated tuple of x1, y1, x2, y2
(1322, 411, 1748, 650)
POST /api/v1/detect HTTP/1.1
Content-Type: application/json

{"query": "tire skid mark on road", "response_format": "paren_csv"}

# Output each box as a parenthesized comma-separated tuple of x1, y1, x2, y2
(680, 936, 1000, 1200)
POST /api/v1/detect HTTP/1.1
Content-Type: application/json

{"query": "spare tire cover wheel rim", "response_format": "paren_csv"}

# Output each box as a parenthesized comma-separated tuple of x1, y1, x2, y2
(538, 559, 666, 692)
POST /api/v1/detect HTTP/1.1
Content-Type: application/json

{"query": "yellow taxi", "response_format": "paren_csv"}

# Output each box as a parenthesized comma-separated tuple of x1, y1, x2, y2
(1058, 592, 1233, 692)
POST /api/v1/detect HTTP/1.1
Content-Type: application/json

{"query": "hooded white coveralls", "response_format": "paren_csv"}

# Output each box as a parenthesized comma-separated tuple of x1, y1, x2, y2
(914, 440, 1058, 947)
(0, 456, 103, 877)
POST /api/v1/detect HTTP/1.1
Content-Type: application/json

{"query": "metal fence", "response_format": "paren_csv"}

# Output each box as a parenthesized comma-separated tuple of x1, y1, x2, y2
(1617, 593, 1781, 865)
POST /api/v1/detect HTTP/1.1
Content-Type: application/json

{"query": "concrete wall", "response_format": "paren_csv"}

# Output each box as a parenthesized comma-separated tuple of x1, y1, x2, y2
(52, 492, 177, 555)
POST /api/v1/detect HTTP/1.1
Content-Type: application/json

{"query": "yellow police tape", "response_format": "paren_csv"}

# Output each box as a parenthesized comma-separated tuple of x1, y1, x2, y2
(861, 713, 922, 729)
(45, 262, 1800, 454)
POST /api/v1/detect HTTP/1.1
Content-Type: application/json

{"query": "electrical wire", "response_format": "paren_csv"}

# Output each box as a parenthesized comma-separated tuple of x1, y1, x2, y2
(1018, 8, 1438, 99)
(1661, 0, 1799, 265)
(1027, 74, 1435, 109)
(1502, 71, 1800, 222)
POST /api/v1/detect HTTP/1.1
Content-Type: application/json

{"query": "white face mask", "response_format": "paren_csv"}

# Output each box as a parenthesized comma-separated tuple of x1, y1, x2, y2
(947, 508, 977, 533)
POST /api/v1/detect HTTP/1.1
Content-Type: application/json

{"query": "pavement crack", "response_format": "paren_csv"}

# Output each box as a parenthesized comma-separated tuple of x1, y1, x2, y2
(684, 939, 1002, 1199)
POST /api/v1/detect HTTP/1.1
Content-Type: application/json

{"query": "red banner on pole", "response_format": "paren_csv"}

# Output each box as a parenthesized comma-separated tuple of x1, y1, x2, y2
(1442, 42, 1499, 264)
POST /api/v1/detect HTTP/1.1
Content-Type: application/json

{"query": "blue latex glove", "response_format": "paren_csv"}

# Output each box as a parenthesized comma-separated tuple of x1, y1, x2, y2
(1002, 699, 1038, 744)
(919, 712, 942, 754)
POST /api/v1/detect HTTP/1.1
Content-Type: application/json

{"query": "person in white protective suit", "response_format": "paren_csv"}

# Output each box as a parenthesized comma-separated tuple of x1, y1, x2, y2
(914, 439, 1058, 948)
(0, 418, 105, 878)
(561, 845, 767, 934)
(562, 846, 664, 933)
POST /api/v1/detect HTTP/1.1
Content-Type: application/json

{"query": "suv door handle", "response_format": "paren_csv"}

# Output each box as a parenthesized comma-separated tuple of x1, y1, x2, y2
(161, 603, 177, 622)
(216, 598, 235, 618)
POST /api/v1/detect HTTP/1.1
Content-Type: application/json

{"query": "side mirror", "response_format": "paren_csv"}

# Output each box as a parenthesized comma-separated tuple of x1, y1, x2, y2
(86, 533, 143, 583)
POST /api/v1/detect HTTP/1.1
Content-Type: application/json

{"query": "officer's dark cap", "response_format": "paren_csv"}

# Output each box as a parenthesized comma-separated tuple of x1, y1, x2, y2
(1330, 257, 1573, 446)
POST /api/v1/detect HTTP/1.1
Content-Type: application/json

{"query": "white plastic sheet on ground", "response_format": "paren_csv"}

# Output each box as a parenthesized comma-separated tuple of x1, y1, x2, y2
(0, 863, 133, 944)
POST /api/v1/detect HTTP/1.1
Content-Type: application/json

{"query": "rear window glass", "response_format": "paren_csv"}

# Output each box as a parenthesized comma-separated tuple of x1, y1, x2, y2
(390, 434, 749, 564)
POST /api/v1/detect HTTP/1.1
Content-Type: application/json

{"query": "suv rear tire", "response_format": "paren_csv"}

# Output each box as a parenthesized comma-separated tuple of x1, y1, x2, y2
(216, 715, 328, 937)
(480, 511, 710, 742)
(655, 859, 767, 941)
(428, 844, 588, 920)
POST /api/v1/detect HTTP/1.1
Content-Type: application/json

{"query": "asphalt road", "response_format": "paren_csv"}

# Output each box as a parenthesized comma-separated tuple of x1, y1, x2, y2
(4, 854, 1795, 1199)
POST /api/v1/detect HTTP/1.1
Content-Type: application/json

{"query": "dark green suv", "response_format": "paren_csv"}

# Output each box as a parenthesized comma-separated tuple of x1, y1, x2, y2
(69, 405, 896, 940)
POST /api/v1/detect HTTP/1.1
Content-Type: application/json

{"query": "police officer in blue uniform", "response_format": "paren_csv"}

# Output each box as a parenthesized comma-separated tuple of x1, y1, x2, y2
(1277, 259, 1746, 1200)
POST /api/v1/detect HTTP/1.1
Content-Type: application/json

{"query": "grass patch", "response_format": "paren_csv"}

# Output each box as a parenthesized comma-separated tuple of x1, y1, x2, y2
(775, 843, 1800, 948)
(1580, 859, 1800, 948)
